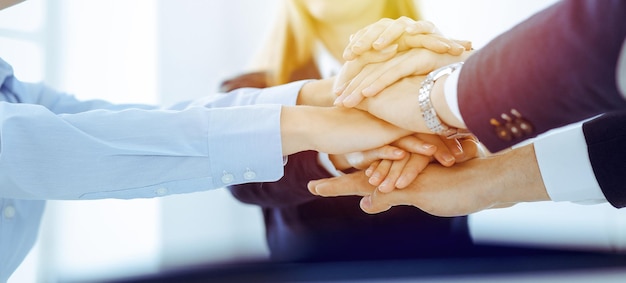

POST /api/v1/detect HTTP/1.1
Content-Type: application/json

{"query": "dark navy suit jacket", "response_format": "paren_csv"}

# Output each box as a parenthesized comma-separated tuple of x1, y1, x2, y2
(583, 112, 626, 208)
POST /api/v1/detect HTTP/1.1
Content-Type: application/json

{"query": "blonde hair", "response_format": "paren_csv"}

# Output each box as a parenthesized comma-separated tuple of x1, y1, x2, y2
(251, 0, 421, 86)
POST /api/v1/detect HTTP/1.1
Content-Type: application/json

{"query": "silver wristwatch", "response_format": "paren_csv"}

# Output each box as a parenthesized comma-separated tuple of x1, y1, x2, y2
(418, 62, 470, 139)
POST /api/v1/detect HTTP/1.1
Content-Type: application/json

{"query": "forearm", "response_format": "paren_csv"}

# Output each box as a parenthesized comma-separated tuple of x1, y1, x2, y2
(280, 105, 411, 156)
(491, 144, 550, 205)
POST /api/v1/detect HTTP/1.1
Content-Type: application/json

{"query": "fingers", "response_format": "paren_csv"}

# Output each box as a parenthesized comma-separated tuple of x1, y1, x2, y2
(367, 159, 391, 186)
(344, 144, 406, 170)
(442, 137, 465, 161)
(359, 187, 408, 214)
(377, 153, 430, 192)
(371, 17, 426, 50)
(453, 39, 473, 51)
(344, 18, 395, 60)
(393, 154, 430, 189)
(399, 34, 466, 55)
(416, 134, 456, 166)
(308, 172, 375, 197)
(334, 44, 399, 98)
(339, 50, 426, 105)
(344, 18, 440, 60)
(392, 134, 437, 155)
(404, 20, 438, 35)
(359, 195, 391, 214)
(376, 156, 409, 192)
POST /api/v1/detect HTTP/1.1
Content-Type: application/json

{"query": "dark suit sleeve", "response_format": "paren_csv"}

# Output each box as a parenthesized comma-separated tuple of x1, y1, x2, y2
(459, 0, 626, 152)
(582, 112, 626, 208)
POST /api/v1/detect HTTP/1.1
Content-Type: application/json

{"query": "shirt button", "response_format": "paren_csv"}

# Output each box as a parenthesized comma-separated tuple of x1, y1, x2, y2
(3, 205, 16, 219)
(155, 188, 168, 196)
(221, 173, 234, 184)
(243, 170, 256, 180)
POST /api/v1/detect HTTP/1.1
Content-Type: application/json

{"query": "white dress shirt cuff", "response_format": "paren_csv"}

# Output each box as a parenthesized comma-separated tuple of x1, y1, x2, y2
(443, 66, 465, 125)
(533, 122, 607, 204)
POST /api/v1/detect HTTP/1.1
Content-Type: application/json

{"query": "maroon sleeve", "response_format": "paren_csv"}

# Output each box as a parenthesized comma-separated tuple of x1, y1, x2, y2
(459, 0, 626, 152)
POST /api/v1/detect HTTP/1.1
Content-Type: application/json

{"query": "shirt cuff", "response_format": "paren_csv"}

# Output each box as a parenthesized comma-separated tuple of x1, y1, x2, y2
(533, 122, 607, 204)
(443, 66, 465, 125)
(317, 153, 342, 177)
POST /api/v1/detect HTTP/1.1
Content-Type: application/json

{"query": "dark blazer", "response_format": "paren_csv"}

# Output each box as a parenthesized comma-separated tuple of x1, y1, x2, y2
(583, 112, 626, 208)
(459, 0, 626, 152)
(222, 62, 472, 262)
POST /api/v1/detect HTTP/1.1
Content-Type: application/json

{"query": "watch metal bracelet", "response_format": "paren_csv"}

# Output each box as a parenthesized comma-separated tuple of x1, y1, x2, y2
(418, 62, 470, 139)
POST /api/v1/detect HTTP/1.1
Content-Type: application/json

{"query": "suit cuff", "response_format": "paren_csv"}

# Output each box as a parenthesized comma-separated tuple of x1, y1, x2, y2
(533, 122, 607, 204)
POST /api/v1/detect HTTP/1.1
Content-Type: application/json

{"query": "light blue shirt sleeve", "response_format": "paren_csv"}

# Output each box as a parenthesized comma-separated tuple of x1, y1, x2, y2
(0, 59, 308, 200)
(0, 57, 307, 281)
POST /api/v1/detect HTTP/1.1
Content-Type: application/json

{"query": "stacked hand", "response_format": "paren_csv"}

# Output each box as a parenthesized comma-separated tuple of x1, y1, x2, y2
(309, 143, 550, 217)
(329, 133, 470, 193)
(301, 17, 549, 217)
(335, 18, 473, 108)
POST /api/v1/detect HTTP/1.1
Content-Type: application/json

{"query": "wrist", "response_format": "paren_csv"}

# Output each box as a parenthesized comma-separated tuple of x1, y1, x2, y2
(298, 79, 335, 106)
(280, 106, 316, 155)
(492, 144, 550, 205)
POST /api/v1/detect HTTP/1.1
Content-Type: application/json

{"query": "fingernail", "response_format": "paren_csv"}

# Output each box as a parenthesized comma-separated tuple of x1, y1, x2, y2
(334, 82, 346, 94)
(442, 153, 456, 164)
(422, 144, 435, 151)
(343, 94, 358, 107)
(361, 195, 372, 209)
(453, 144, 464, 156)
(380, 44, 398, 53)
(373, 37, 385, 46)
(365, 168, 373, 176)
(393, 149, 404, 156)
(352, 41, 363, 49)
(395, 176, 406, 188)
(343, 49, 354, 60)
(333, 96, 344, 106)
(379, 180, 389, 189)
(362, 86, 375, 96)
(369, 175, 380, 185)
(309, 184, 319, 195)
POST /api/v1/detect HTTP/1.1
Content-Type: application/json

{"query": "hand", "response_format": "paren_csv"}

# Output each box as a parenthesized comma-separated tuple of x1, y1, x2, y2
(334, 48, 471, 107)
(367, 134, 478, 192)
(308, 143, 550, 217)
(343, 18, 471, 61)
(329, 133, 445, 178)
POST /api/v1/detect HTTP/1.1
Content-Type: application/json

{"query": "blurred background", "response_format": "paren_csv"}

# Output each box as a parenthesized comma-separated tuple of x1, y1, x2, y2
(1, 0, 625, 282)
